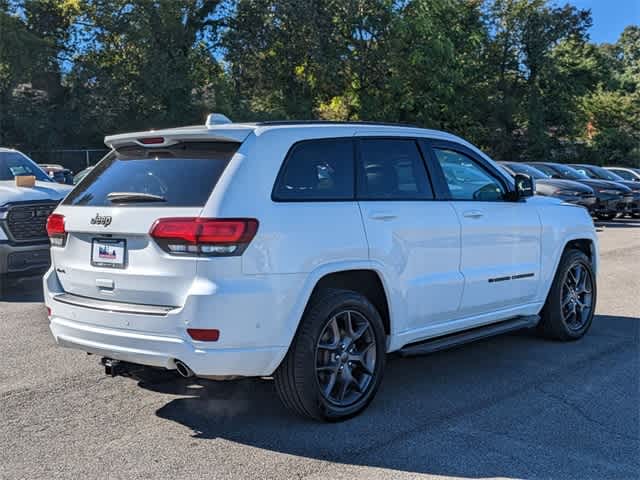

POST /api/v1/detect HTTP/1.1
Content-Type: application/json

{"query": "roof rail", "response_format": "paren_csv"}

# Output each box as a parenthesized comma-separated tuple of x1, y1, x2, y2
(251, 120, 421, 128)
(206, 113, 232, 126)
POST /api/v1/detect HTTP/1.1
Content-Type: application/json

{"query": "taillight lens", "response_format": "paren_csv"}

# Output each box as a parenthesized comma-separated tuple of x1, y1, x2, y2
(150, 218, 258, 256)
(46, 213, 66, 246)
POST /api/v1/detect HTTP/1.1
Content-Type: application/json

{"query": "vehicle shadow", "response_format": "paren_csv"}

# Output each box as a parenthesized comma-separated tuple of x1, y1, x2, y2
(1, 276, 44, 303)
(132, 314, 639, 479)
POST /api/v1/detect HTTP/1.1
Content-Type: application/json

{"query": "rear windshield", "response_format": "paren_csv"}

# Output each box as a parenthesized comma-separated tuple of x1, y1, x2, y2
(0, 151, 51, 182)
(63, 142, 238, 207)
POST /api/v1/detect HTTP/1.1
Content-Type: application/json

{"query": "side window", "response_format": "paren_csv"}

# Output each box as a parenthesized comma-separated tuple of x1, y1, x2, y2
(358, 139, 433, 200)
(273, 139, 354, 201)
(612, 169, 634, 181)
(533, 164, 556, 177)
(433, 148, 505, 201)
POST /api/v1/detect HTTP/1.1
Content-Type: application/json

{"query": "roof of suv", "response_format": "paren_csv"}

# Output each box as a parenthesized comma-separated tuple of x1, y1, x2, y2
(104, 120, 465, 150)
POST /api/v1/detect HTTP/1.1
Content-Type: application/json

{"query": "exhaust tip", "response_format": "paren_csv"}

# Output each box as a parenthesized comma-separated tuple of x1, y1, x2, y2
(174, 360, 194, 378)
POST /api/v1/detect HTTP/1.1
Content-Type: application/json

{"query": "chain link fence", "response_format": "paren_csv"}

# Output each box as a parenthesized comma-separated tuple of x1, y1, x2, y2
(24, 149, 109, 174)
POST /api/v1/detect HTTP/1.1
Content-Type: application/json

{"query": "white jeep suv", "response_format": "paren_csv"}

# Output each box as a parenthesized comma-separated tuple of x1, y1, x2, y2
(44, 118, 598, 421)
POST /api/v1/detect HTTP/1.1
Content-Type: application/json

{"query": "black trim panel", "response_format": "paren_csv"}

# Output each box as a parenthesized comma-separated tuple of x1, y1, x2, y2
(488, 273, 535, 283)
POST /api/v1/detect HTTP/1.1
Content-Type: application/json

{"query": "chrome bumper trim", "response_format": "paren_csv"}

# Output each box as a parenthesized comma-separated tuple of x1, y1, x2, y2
(53, 293, 177, 316)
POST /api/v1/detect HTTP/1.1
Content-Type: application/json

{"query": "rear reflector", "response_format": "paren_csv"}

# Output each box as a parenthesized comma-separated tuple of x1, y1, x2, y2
(150, 218, 258, 256)
(46, 213, 66, 246)
(187, 328, 220, 341)
(139, 137, 164, 145)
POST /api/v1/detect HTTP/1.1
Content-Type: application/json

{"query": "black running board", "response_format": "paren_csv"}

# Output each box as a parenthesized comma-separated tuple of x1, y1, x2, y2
(398, 315, 540, 357)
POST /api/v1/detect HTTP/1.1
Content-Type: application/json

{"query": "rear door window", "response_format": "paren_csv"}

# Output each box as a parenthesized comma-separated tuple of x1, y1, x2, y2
(357, 139, 433, 200)
(63, 142, 238, 207)
(272, 139, 355, 201)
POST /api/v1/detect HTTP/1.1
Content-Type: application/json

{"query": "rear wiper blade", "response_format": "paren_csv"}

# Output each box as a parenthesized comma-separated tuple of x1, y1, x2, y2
(107, 192, 166, 203)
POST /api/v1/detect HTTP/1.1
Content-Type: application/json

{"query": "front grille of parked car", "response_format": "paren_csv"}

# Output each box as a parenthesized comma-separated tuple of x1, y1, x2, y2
(6, 202, 58, 242)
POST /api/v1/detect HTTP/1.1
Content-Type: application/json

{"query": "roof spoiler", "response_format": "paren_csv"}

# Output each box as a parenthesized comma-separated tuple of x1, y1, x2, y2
(104, 114, 255, 149)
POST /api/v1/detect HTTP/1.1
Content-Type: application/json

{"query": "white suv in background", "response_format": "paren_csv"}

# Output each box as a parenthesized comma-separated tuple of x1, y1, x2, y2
(44, 118, 598, 421)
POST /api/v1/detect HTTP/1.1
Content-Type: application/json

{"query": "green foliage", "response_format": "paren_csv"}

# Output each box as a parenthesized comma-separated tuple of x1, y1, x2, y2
(0, 0, 637, 166)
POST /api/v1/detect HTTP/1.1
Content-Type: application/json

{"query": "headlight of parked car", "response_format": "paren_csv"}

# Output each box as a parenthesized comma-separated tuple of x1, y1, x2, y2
(556, 190, 583, 196)
(598, 189, 622, 195)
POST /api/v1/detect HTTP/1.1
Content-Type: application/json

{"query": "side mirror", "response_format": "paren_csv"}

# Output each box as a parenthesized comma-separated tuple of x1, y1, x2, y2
(514, 173, 535, 199)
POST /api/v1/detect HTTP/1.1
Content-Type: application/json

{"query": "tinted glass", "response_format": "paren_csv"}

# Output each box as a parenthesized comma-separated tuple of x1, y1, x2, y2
(571, 166, 599, 179)
(530, 164, 556, 176)
(273, 139, 354, 200)
(588, 165, 624, 181)
(504, 162, 549, 180)
(358, 139, 432, 200)
(554, 164, 589, 180)
(63, 142, 238, 207)
(610, 169, 636, 181)
(434, 149, 504, 201)
(0, 151, 51, 181)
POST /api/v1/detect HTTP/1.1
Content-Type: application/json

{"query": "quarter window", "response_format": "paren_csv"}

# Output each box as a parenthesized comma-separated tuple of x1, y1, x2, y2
(358, 139, 433, 200)
(433, 148, 504, 201)
(273, 139, 354, 201)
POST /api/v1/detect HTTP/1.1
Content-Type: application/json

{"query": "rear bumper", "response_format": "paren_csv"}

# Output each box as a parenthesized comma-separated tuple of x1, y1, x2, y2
(44, 268, 303, 377)
(49, 316, 285, 376)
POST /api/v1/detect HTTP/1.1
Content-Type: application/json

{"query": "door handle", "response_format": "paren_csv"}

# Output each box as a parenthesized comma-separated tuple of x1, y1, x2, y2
(462, 210, 484, 219)
(369, 212, 398, 221)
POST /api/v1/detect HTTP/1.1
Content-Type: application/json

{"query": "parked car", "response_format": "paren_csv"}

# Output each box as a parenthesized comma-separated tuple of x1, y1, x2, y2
(605, 166, 640, 182)
(499, 162, 596, 210)
(39, 164, 74, 185)
(73, 166, 94, 185)
(569, 164, 640, 218)
(44, 118, 598, 421)
(0, 148, 72, 293)
(529, 162, 633, 221)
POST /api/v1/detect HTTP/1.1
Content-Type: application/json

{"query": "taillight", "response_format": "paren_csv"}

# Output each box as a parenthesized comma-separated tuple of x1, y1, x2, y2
(150, 218, 258, 256)
(46, 213, 66, 247)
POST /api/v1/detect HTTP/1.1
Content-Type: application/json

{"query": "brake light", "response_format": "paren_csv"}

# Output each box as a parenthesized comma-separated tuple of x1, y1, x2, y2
(139, 137, 164, 145)
(46, 213, 66, 246)
(150, 218, 258, 256)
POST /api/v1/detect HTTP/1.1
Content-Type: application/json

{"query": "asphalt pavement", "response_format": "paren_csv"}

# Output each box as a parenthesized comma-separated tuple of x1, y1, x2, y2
(1, 219, 639, 480)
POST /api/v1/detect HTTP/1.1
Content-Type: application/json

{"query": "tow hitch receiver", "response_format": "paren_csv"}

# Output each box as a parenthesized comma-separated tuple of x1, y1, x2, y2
(101, 357, 121, 376)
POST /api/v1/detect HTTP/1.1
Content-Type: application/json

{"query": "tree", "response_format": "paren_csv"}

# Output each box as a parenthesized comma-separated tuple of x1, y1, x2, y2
(484, 0, 592, 160)
(66, 0, 225, 143)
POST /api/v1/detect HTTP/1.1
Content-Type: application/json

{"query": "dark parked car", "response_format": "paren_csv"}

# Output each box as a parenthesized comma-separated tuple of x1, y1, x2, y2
(39, 164, 74, 185)
(570, 164, 640, 218)
(528, 162, 633, 221)
(499, 162, 596, 210)
(605, 167, 640, 182)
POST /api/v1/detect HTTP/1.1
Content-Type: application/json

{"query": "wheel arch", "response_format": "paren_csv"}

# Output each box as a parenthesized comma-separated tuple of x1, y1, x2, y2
(308, 269, 391, 337)
(276, 262, 395, 370)
(542, 235, 598, 303)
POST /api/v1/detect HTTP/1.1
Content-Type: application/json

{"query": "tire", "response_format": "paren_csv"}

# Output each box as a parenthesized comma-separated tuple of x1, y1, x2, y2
(596, 212, 617, 221)
(538, 249, 596, 341)
(274, 288, 386, 422)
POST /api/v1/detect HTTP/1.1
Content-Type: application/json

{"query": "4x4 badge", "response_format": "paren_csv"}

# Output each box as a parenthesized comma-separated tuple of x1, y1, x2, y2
(91, 213, 112, 227)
